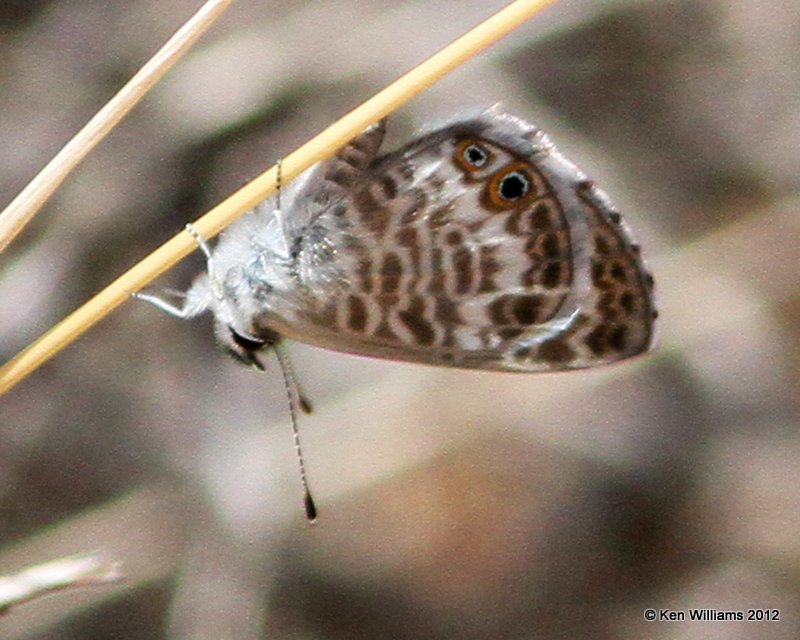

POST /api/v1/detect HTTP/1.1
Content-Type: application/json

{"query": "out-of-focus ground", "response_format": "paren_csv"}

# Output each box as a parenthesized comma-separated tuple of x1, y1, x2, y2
(0, 1, 798, 638)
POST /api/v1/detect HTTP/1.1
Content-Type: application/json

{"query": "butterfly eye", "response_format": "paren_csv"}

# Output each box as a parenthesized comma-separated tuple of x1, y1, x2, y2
(497, 170, 531, 201)
(227, 327, 270, 369)
(230, 328, 268, 351)
(454, 139, 493, 173)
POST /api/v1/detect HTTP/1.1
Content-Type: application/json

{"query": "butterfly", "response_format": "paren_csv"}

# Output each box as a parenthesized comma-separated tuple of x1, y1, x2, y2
(136, 109, 657, 519)
(141, 109, 656, 372)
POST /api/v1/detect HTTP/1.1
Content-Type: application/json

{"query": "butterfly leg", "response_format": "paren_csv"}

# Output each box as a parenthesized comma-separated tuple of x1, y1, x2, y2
(132, 289, 191, 317)
(132, 277, 212, 319)
(184, 222, 213, 260)
(183, 222, 226, 302)
(131, 222, 217, 318)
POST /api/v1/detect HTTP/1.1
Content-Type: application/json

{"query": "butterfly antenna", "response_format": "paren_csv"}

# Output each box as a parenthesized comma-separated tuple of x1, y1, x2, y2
(273, 158, 294, 260)
(273, 342, 317, 523)
(276, 159, 282, 212)
(275, 344, 314, 414)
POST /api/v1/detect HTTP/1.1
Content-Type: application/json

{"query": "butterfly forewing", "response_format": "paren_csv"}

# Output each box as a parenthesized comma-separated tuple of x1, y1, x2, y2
(254, 111, 657, 372)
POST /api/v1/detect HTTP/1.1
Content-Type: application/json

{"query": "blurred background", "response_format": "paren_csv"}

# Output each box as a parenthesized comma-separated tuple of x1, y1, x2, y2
(0, 0, 798, 638)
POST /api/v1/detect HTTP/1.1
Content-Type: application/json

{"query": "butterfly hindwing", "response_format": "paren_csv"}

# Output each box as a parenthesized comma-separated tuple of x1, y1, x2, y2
(255, 111, 656, 372)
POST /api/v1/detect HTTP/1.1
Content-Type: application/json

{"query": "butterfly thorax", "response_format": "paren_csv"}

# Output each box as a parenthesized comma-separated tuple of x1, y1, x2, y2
(183, 201, 300, 352)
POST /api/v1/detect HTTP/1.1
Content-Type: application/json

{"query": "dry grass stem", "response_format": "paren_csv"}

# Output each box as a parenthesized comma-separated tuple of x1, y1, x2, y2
(0, 553, 123, 614)
(0, 0, 235, 253)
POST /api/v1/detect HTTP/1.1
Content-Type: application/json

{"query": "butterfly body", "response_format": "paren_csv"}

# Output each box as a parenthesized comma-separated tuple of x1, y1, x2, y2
(155, 110, 657, 372)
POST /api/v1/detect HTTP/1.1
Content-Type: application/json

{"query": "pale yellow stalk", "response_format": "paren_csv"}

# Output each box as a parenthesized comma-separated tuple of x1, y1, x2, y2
(0, 0, 235, 253)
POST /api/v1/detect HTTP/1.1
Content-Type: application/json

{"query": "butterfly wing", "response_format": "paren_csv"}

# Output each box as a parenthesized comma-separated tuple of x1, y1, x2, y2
(259, 111, 657, 372)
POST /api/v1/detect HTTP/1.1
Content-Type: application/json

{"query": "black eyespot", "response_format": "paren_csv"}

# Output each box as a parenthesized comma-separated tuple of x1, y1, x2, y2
(463, 143, 489, 168)
(498, 170, 531, 201)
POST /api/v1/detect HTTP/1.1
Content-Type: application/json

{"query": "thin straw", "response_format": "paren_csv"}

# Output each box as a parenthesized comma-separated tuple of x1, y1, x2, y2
(0, 0, 558, 396)
(0, 0, 235, 253)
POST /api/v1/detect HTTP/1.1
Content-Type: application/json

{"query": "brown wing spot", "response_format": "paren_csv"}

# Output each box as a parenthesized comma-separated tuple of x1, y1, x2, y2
(433, 296, 464, 325)
(430, 243, 443, 270)
(541, 262, 563, 289)
(541, 233, 561, 259)
(357, 257, 373, 293)
(427, 247, 445, 294)
(531, 200, 560, 229)
(610, 262, 627, 282)
(452, 246, 473, 294)
(354, 187, 389, 237)
(347, 295, 368, 332)
(619, 291, 636, 314)
(477, 246, 501, 293)
(510, 200, 561, 236)
(381, 175, 398, 200)
(537, 338, 576, 364)
(585, 325, 609, 356)
(608, 324, 628, 351)
(591, 261, 606, 286)
(326, 166, 357, 188)
(526, 232, 567, 260)
(435, 296, 463, 325)
(398, 297, 436, 346)
(378, 293, 399, 308)
(487, 295, 511, 325)
(597, 292, 618, 321)
(395, 227, 421, 278)
(317, 301, 337, 328)
(350, 125, 383, 154)
(381, 252, 402, 276)
(428, 272, 446, 294)
(512, 295, 543, 325)
(337, 145, 368, 170)
(531, 201, 555, 228)
(354, 186, 380, 213)
(505, 210, 522, 236)
(325, 144, 373, 188)
(380, 252, 403, 295)
(446, 229, 464, 245)
(594, 234, 611, 255)
(395, 227, 418, 247)
(585, 323, 628, 355)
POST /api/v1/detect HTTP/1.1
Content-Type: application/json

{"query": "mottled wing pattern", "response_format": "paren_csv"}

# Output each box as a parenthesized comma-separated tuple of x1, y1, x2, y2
(278, 119, 387, 238)
(260, 111, 656, 372)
